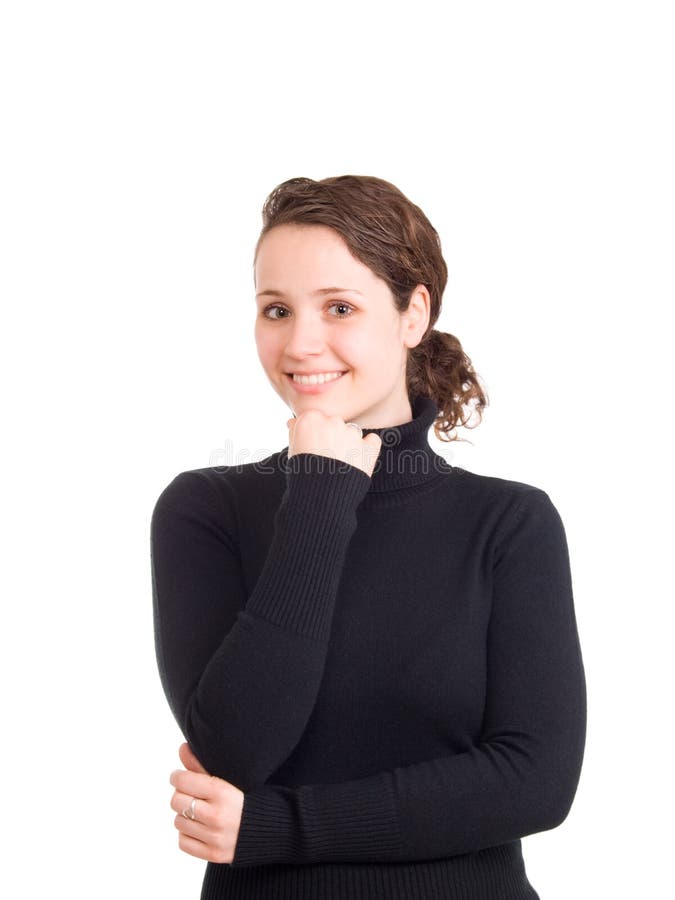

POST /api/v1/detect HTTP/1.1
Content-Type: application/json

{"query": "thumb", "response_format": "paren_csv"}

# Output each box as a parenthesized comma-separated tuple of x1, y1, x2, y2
(179, 741, 208, 774)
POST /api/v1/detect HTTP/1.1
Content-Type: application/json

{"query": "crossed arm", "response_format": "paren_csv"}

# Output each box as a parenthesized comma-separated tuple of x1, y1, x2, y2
(153, 470, 586, 867)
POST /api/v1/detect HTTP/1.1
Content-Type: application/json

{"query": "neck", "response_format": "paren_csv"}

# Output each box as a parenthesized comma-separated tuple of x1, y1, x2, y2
(278, 394, 453, 510)
(359, 394, 451, 498)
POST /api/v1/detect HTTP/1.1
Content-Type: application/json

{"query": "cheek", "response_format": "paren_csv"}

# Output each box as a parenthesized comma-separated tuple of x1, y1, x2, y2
(254, 326, 278, 366)
(339, 322, 384, 359)
(347, 326, 399, 368)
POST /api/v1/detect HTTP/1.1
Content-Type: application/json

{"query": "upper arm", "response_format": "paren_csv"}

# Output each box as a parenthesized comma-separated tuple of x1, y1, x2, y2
(150, 469, 247, 726)
(484, 487, 586, 816)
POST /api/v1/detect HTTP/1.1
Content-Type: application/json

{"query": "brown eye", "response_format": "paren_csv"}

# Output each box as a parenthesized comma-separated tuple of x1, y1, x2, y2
(328, 302, 354, 318)
(263, 305, 289, 319)
(262, 302, 353, 320)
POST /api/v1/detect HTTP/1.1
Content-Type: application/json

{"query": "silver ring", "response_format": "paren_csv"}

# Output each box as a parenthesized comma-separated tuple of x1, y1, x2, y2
(345, 421, 363, 437)
(182, 797, 197, 820)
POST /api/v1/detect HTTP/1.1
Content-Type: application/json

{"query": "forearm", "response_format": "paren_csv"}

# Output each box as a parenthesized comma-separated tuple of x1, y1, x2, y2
(152, 456, 372, 791)
(227, 487, 587, 865)
(230, 687, 586, 867)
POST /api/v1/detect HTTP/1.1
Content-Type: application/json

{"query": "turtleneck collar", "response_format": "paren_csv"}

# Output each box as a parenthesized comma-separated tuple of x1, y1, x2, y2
(277, 394, 454, 509)
(359, 393, 452, 496)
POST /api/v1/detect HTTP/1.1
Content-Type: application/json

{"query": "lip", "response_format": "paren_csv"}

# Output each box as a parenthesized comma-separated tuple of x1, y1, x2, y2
(285, 371, 348, 394)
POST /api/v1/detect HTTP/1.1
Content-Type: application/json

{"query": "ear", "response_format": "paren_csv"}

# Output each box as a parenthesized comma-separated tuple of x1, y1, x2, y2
(403, 285, 431, 349)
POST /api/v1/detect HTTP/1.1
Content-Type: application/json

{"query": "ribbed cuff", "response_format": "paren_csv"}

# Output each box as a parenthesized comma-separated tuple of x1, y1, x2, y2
(230, 771, 402, 867)
(245, 453, 372, 642)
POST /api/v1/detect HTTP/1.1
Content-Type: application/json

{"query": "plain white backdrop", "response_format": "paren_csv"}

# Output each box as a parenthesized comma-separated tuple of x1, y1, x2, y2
(1, 1, 672, 896)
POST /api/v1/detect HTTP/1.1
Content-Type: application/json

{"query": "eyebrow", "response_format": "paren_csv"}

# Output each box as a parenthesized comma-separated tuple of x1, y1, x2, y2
(255, 287, 364, 299)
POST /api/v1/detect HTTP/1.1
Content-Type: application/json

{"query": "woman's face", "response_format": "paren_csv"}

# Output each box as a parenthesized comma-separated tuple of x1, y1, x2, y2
(254, 223, 428, 426)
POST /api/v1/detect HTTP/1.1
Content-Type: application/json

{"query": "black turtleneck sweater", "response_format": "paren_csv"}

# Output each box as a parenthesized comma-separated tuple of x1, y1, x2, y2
(150, 394, 587, 900)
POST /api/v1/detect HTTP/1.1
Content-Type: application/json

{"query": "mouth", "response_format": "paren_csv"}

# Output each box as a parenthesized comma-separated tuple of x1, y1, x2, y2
(285, 370, 348, 392)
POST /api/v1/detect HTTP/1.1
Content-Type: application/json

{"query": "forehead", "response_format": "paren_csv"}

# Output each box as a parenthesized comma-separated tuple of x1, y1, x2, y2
(258, 224, 352, 266)
(255, 224, 381, 292)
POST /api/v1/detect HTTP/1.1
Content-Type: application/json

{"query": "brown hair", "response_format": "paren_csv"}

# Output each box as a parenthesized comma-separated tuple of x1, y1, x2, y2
(253, 175, 488, 443)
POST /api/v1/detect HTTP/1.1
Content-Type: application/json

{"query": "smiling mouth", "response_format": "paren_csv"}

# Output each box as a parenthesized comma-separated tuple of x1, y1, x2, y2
(286, 371, 348, 385)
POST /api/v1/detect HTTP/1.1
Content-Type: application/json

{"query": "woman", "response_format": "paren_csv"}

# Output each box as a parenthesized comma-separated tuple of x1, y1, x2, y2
(150, 175, 587, 899)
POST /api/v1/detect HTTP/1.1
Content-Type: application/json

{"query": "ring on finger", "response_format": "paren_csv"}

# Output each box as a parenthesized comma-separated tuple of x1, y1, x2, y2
(181, 796, 197, 820)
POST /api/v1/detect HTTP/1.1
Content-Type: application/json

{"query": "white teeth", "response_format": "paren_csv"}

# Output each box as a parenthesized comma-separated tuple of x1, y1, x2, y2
(292, 371, 344, 385)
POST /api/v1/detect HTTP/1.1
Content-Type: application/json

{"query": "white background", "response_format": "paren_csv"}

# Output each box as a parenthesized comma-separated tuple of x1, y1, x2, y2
(2, 1, 672, 896)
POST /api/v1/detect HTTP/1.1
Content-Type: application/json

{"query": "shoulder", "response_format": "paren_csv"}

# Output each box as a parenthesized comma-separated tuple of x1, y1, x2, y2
(444, 465, 565, 548)
(447, 464, 551, 510)
(152, 451, 287, 522)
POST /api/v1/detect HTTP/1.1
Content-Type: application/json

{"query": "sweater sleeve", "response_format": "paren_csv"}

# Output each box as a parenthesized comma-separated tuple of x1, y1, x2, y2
(150, 453, 372, 792)
(229, 488, 587, 866)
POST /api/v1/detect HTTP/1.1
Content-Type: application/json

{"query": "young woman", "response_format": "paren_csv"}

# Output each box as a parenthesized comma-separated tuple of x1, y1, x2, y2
(151, 175, 587, 899)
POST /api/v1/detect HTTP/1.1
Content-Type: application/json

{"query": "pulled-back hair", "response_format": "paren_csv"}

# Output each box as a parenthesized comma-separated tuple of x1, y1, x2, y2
(253, 175, 488, 443)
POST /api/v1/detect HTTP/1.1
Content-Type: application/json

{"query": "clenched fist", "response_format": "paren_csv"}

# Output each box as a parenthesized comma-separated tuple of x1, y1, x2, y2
(286, 409, 382, 478)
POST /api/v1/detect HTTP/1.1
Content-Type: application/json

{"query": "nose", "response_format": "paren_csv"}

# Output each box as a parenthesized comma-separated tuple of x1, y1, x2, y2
(283, 312, 327, 359)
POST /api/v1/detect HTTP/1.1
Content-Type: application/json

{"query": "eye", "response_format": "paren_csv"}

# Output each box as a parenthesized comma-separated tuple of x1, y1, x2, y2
(328, 301, 354, 318)
(261, 304, 289, 320)
(261, 302, 355, 320)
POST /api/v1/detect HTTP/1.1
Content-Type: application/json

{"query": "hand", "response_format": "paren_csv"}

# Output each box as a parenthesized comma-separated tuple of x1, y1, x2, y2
(286, 409, 382, 478)
(169, 742, 245, 864)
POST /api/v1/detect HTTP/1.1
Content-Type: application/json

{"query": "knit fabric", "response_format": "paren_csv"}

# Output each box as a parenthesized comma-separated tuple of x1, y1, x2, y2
(150, 394, 587, 899)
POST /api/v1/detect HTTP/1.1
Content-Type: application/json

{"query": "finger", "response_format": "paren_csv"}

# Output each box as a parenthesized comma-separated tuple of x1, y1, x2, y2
(179, 742, 208, 774)
(170, 790, 211, 825)
(174, 811, 213, 841)
(176, 824, 214, 861)
(170, 768, 218, 801)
